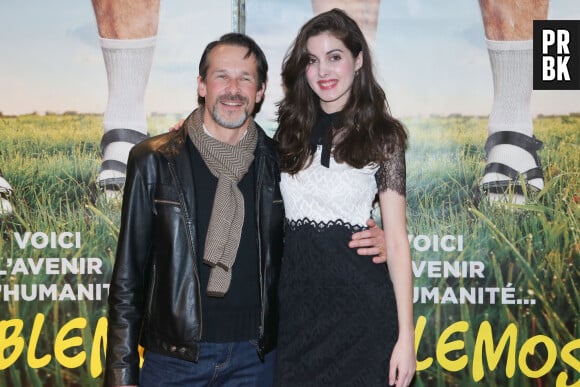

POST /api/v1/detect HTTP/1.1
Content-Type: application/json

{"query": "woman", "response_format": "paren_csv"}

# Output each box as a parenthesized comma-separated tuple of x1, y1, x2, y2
(274, 9, 415, 387)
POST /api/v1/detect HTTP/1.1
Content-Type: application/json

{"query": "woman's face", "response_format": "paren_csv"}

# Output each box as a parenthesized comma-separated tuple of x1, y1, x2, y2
(305, 32, 362, 113)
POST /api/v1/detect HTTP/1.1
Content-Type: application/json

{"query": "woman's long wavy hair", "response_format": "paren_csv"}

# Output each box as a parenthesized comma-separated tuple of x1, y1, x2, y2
(275, 8, 408, 175)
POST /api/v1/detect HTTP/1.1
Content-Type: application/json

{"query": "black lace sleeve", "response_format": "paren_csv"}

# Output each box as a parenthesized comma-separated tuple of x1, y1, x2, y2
(375, 144, 406, 196)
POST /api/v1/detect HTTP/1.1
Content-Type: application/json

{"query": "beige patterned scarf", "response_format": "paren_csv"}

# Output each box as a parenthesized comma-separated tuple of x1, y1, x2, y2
(185, 109, 257, 297)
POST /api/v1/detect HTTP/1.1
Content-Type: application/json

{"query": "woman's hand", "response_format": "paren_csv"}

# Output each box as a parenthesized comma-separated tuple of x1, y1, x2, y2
(388, 332, 416, 386)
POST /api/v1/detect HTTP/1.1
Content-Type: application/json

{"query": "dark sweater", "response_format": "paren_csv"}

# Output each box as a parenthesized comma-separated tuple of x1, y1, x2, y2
(188, 138, 260, 343)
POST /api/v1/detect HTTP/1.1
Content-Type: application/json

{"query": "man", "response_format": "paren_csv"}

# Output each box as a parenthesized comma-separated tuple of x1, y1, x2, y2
(105, 33, 385, 387)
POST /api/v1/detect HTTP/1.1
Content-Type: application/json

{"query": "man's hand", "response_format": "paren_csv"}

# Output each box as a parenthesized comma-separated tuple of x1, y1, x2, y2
(349, 218, 387, 263)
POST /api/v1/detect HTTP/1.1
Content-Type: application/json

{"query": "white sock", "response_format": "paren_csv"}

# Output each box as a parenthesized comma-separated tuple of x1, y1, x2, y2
(99, 36, 156, 182)
(486, 39, 534, 137)
(0, 175, 13, 215)
(0, 175, 12, 192)
(482, 39, 543, 191)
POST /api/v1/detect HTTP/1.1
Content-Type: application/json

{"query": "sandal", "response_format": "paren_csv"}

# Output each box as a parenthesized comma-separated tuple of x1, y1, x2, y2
(0, 174, 13, 216)
(480, 131, 544, 196)
(97, 128, 149, 190)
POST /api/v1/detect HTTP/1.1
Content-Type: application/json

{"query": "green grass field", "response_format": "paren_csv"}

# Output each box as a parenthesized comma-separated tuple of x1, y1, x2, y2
(0, 113, 578, 386)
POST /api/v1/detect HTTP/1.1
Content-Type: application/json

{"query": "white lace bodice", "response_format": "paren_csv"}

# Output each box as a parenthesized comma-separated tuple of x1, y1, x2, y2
(281, 146, 379, 228)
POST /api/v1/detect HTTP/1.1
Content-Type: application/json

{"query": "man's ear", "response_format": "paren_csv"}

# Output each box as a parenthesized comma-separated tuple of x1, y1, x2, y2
(256, 82, 266, 104)
(197, 75, 207, 98)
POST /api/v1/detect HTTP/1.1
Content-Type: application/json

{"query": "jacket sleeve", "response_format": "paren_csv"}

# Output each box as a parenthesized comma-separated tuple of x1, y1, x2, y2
(104, 149, 155, 386)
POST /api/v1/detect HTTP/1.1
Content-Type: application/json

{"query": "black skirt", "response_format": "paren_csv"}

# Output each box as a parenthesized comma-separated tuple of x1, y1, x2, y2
(275, 220, 399, 387)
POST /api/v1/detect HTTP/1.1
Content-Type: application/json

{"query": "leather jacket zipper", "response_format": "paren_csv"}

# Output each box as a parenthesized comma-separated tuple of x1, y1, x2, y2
(147, 263, 157, 315)
(256, 155, 265, 341)
(154, 199, 179, 206)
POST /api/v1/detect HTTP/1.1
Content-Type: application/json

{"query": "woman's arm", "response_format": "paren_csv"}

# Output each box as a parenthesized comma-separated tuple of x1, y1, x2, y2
(379, 189, 416, 386)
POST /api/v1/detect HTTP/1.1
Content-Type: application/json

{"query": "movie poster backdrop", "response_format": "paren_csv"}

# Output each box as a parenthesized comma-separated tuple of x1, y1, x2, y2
(0, 0, 578, 386)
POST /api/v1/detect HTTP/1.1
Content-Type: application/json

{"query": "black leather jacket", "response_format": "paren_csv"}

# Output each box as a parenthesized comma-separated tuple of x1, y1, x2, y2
(104, 124, 284, 386)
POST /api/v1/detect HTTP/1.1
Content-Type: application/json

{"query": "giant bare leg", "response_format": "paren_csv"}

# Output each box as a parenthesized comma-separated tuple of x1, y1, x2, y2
(92, 0, 160, 195)
(311, 0, 381, 46)
(478, 0, 549, 204)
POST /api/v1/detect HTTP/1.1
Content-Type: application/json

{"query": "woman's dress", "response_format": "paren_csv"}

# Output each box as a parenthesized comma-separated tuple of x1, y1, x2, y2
(275, 143, 406, 387)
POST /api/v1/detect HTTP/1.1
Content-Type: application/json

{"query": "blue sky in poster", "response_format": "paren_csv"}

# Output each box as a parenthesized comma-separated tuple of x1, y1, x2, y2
(0, 0, 579, 122)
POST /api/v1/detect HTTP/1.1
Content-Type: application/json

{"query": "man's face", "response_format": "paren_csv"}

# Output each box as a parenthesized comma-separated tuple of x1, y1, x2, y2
(198, 44, 265, 132)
